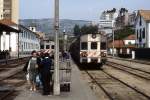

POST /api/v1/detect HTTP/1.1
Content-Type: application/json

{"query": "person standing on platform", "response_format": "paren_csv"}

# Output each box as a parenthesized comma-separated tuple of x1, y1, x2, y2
(40, 53, 52, 95)
(36, 51, 44, 88)
(25, 50, 38, 91)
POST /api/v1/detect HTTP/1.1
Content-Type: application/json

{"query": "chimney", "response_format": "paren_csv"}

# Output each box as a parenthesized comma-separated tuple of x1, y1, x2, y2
(29, 26, 36, 32)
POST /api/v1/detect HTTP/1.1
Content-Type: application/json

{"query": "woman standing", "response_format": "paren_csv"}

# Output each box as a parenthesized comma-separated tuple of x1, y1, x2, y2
(27, 50, 38, 91)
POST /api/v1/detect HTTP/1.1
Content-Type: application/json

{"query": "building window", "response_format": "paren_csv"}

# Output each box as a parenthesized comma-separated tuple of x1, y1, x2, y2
(137, 30, 138, 39)
(24, 42, 25, 49)
(143, 43, 146, 48)
(91, 42, 97, 50)
(128, 42, 132, 45)
(22, 32, 23, 37)
(81, 42, 87, 50)
(46, 45, 50, 49)
(139, 29, 142, 42)
(143, 28, 145, 38)
(139, 16, 142, 26)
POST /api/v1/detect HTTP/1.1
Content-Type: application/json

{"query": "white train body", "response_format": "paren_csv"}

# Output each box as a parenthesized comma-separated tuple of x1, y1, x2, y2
(80, 34, 107, 64)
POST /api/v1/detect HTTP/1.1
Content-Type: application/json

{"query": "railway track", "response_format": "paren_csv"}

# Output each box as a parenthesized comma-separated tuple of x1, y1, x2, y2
(0, 57, 29, 68)
(108, 56, 150, 65)
(106, 61, 150, 80)
(0, 58, 27, 100)
(0, 70, 26, 100)
(84, 70, 150, 100)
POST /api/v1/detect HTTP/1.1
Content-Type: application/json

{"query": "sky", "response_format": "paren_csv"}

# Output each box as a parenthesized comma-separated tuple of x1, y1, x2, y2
(20, 0, 150, 21)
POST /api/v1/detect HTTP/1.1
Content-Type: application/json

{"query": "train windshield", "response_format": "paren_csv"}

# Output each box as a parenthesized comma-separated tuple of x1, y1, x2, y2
(101, 42, 106, 50)
(91, 42, 97, 49)
(81, 42, 88, 50)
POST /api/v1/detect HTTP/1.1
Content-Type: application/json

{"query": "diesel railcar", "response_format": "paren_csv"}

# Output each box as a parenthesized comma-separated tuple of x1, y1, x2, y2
(70, 33, 107, 67)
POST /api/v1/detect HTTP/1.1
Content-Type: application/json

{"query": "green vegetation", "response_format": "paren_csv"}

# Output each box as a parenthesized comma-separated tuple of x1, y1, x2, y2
(73, 24, 81, 36)
(73, 24, 98, 36)
(114, 26, 135, 40)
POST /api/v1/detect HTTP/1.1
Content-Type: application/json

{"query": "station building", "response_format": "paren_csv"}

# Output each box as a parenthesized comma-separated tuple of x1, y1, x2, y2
(18, 25, 41, 57)
(0, 19, 41, 58)
(108, 34, 136, 57)
(0, 19, 19, 58)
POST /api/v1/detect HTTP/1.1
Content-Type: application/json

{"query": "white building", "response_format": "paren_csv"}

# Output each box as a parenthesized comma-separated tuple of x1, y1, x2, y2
(135, 10, 150, 48)
(99, 8, 118, 34)
(0, 20, 19, 58)
(0, 19, 41, 58)
(0, 0, 19, 24)
(108, 34, 135, 56)
(0, 0, 3, 20)
(19, 25, 41, 57)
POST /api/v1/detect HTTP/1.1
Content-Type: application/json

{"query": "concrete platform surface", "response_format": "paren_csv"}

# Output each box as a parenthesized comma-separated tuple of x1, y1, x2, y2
(14, 61, 99, 100)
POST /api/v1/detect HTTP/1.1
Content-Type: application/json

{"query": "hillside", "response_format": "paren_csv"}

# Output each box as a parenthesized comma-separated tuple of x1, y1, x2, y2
(19, 18, 91, 35)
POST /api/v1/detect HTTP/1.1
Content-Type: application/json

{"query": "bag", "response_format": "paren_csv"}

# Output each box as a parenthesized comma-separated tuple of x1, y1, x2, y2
(36, 75, 40, 82)
(26, 73, 29, 81)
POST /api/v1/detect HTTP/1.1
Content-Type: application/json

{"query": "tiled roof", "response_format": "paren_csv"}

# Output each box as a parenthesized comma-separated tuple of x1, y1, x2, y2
(139, 10, 150, 21)
(108, 40, 124, 48)
(0, 23, 19, 33)
(0, 19, 17, 26)
(124, 34, 135, 40)
(108, 39, 135, 48)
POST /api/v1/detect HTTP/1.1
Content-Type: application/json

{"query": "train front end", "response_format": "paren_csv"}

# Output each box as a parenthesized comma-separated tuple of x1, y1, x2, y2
(79, 34, 107, 65)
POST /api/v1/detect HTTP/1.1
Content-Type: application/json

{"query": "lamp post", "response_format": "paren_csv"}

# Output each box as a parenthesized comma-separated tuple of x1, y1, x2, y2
(63, 29, 68, 51)
(53, 0, 60, 95)
(112, 27, 114, 57)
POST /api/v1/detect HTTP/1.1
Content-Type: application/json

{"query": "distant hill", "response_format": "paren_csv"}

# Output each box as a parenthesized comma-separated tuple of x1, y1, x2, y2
(19, 18, 91, 36)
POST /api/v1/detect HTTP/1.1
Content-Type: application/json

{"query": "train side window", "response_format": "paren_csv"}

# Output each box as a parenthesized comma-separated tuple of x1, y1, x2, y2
(51, 45, 54, 49)
(46, 45, 50, 49)
(91, 42, 97, 49)
(81, 42, 87, 50)
(101, 42, 106, 50)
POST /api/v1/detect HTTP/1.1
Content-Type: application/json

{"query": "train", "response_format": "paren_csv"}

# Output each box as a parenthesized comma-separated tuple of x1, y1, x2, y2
(70, 33, 107, 67)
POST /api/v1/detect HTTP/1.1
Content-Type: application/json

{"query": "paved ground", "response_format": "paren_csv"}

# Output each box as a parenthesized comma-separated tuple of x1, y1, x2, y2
(14, 61, 99, 100)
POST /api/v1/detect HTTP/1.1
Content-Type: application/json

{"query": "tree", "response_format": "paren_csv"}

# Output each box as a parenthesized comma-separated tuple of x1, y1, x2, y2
(73, 24, 99, 36)
(114, 26, 134, 40)
(73, 24, 81, 36)
(80, 25, 98, 35)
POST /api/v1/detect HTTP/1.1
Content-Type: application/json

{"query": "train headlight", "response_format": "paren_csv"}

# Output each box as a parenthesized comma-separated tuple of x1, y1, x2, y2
(101, 52, 106, 57)
(81, 52, 88, 57)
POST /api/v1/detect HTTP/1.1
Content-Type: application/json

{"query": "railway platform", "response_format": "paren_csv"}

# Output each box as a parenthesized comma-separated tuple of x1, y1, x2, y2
(14, 61, 99, 100)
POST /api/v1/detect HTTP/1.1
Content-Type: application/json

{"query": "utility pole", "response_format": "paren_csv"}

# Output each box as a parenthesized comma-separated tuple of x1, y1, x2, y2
(112, 20, 115, 57)
(112, 27, 115, 57)
(53, 0, 60, 95)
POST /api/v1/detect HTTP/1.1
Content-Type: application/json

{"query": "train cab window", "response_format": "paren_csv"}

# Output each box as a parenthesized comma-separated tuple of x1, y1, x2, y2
(91, 42, 97, 49)
(46, 45, 50, 49)
(40, 45, 44, 49)
(81, 42, 87, 50)
(101, 42, 106, 50)
(51, 45, 54, 49)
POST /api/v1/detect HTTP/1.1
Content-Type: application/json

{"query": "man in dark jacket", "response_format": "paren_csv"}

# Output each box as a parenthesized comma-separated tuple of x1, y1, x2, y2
(40, 53, 52, 95)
